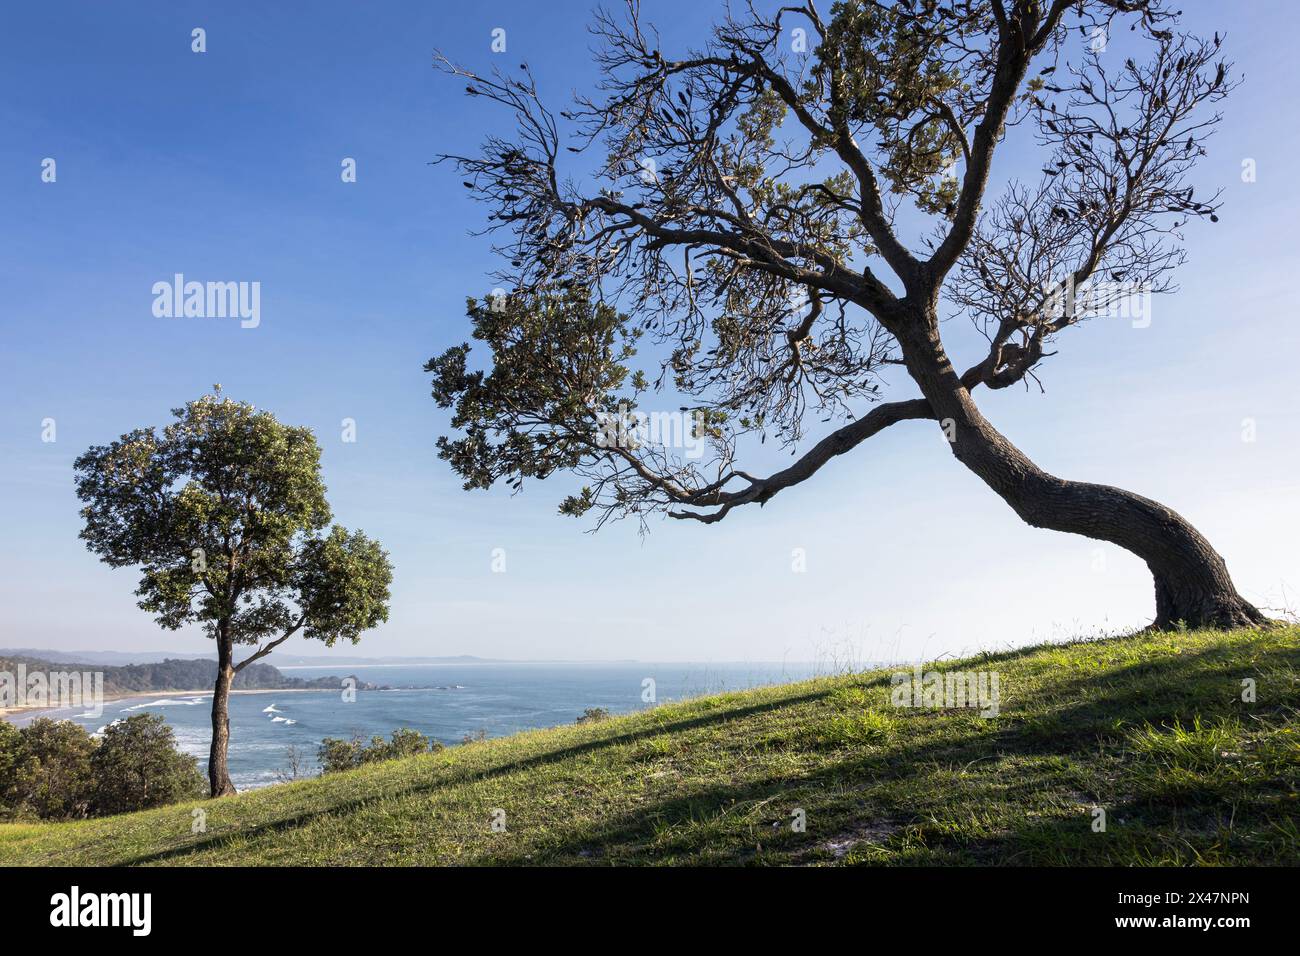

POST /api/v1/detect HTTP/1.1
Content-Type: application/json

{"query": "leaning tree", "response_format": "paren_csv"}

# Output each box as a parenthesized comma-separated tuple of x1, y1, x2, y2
(75, 392, 392, 796)
(428, 0, 1269, 630)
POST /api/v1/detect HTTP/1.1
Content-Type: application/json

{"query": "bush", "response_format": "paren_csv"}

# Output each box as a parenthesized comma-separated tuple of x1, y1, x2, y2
(89, 714, 205, 815)
(0, 715, 202, 820)
(319, 728, 443, 774)
(317, 736, 365, 774)
(576, 707, 611, 724)
(0, 718, 96, 819)
(0, 721, 33, 819)
(374, 728, 438, 763)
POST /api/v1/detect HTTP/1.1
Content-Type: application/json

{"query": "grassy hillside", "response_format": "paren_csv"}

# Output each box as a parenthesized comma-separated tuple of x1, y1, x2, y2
(2, 626, 1297, 866)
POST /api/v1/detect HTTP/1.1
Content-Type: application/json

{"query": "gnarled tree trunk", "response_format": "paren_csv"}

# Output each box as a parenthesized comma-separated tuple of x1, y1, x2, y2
(898, 314, 1268, 631)
(208, 633, 237, 797)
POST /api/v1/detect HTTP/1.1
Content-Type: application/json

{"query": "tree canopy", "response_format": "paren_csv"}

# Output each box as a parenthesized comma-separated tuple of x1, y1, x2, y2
(429, 0, 1235, 528)
(74, 392, 392, 663)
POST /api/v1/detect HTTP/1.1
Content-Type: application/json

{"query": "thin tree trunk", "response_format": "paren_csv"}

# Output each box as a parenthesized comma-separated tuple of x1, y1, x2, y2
(208, 632, 237, 797)
(898, 317, 1268, 630)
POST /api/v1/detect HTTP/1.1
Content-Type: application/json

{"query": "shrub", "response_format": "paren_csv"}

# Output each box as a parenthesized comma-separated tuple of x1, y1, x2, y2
(576, 707, 611, 724)
(89, 714, 205, 815)
(5, 718, 96, 819)
(0, 721, 33, 819)
(0, 715, 204, 820)
(319, 728, 443, 774)
(318, 736, 365, 774)
(370, 728, 438, 764)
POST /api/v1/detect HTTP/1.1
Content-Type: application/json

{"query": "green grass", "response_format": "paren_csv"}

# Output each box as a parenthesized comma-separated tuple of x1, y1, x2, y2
(2, 626, 1297, 866)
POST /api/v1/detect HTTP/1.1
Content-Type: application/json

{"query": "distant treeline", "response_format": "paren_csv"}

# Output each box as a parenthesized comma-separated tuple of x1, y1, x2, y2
(0, 654, 372, 696)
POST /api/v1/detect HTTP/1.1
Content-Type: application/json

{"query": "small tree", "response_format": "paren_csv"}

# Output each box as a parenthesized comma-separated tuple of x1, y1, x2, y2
(430, 0, 1268, 630)
(90, 714, 206, 815)
(276, 743, 310, 783)
(75, 392, 393, 796)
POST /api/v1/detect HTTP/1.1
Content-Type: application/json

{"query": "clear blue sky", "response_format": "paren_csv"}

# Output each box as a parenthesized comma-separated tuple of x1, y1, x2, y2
(2, 1, 1297, 663)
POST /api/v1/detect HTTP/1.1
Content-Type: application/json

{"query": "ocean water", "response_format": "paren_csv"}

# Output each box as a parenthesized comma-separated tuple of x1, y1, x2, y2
(12, 661, 822, 790)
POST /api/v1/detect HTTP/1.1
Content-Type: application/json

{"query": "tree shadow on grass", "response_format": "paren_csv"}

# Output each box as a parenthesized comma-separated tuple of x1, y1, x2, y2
(472, 726, 1072, 865)
(1007, 638, 1300, 746)
(972, 787, 1300, 866)
(113, 685, 859, 866)
(479, 640, 1300, 866)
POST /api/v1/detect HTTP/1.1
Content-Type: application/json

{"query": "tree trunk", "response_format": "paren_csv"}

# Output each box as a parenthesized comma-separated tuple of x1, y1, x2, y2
(897, 317, 1268, 631)
(208, 634, 237, 797)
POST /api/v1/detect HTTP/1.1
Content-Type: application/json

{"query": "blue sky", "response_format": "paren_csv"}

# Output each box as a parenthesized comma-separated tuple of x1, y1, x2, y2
(2, 1, 1297, 664)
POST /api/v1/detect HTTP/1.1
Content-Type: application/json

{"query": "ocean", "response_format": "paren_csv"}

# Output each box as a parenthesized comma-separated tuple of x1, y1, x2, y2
(10, 661, 824, 790)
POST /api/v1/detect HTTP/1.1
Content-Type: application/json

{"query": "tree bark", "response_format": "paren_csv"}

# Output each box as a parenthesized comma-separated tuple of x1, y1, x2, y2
(208, 632, 237, 797)
(897, 314, 1268, 631)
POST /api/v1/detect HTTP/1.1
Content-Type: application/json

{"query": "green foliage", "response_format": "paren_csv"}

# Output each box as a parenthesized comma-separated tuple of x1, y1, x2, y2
(0, 716, 204, 821)
(73, 392, 392, 651)
(0, 721, 32, 818)
(576, 707, 611, 724)
(316, 737, 364, 774)
(89, 715, 206, 815)
(319, 729, 443, 774)
(295, 527, 394, 646)
(812, 0, 971, 215)
(3, 718, 96, 820)
(426, 289, 640, 503)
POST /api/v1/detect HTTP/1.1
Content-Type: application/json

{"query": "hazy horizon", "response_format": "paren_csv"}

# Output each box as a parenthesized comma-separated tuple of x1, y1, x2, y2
(1, 644, 828, 666)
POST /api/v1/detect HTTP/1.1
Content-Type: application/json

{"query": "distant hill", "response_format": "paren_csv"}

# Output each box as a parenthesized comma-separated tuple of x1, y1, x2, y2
(3, 648, 637, 667)
(0, 648, 213, 666)
(2, 626, 1295, 866)
(0, 647, 505, 668)
(0, 653, 376, 697)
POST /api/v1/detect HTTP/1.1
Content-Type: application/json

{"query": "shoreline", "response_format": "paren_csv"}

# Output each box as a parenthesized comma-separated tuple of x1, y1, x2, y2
(0, 687, 329, 721)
